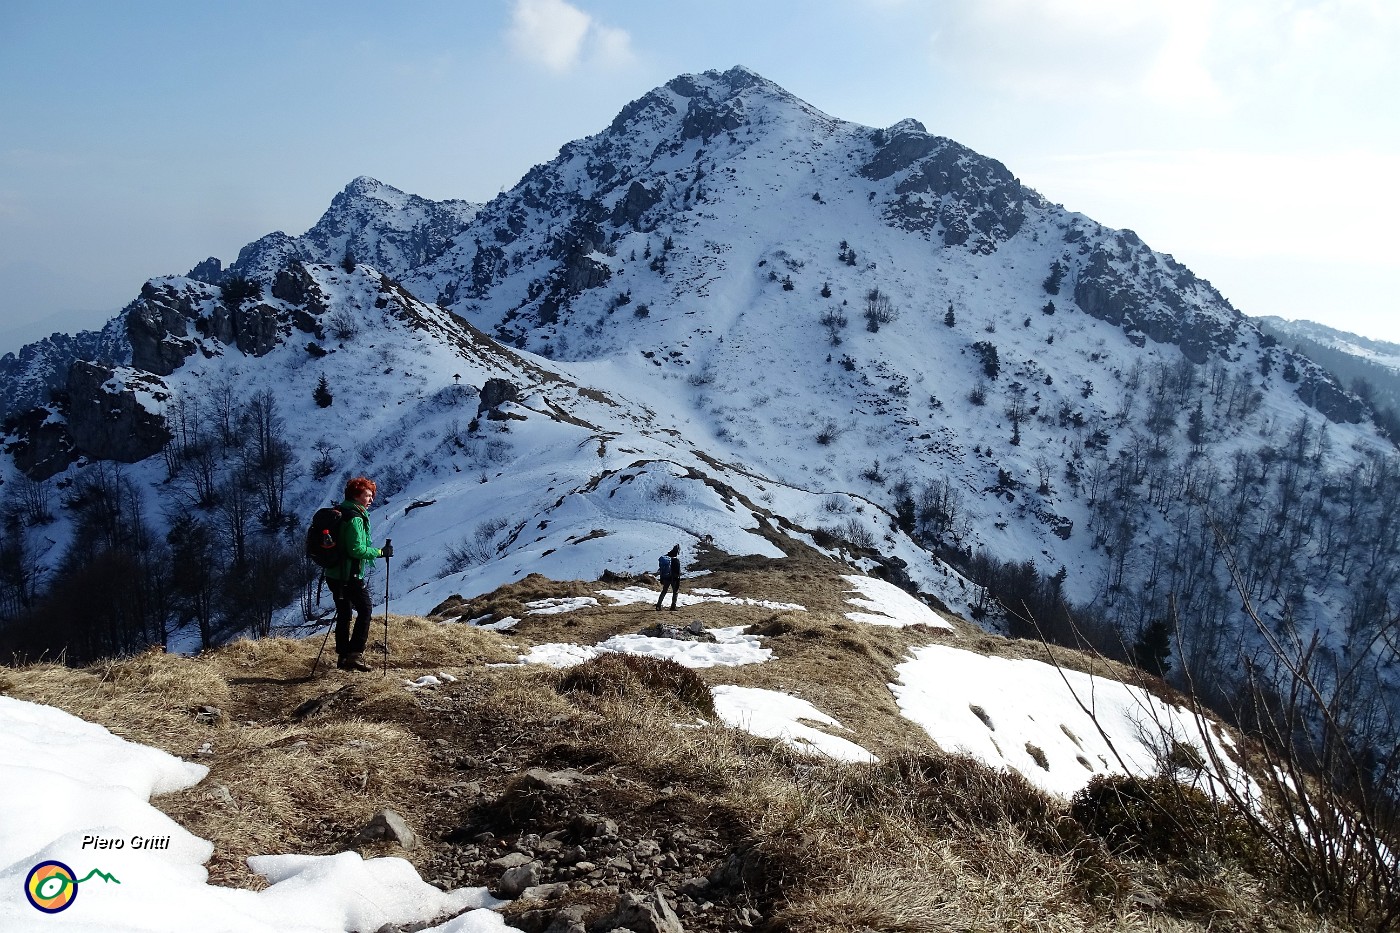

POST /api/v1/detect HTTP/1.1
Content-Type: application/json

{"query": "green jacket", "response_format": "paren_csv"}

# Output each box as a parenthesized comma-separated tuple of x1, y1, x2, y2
(324, 500, 382, 581)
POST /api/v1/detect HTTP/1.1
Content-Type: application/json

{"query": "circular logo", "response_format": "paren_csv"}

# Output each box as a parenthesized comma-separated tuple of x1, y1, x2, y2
(25, 861, 78, 913)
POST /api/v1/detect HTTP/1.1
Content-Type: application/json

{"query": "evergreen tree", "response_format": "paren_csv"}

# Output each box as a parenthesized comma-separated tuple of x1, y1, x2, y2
(944, 305, 956, 328)
(1187, 402, 1207, 452)
(1132, 619, 1172, 677)
(314, 374, 334, 408)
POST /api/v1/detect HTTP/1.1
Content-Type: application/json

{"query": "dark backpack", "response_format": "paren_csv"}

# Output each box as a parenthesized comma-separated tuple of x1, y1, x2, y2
(658, 555, 675, 579)
(306, 506, 349, 569)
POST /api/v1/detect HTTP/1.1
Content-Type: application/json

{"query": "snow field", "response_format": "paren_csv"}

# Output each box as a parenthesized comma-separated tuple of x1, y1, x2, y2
(0, 697, 507, 933)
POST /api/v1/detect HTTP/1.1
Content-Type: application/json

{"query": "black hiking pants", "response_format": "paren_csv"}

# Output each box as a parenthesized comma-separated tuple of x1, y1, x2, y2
(657, 577, 680, 610)
(328, 576, 373, 656)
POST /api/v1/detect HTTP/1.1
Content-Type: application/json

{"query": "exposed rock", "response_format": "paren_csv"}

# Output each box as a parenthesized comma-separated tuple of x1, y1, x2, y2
(291, 684, 358, 721)
(227, 231, 310, 284)
(544, 906, 588, 933)
(355, 809, 417, 850)
(492, 852, 536, 871)
(497, 861, 542, 897)
(193, 705, 223, 724)
(272, 263, 329, 315)
(64, 362, 172, 463)
(479, 378, 520, 413)
(233, 302, 284, 357)
(520, 882, 570, 902)
(186, 257, 225, 285)
(516, 906, 588, 933)
(297, 176, 481, 278)
(594, 889, 685, 933)
(610, 181, 662, 229)
(571, 814, 619, 839)
(1296, 371, 1365, 424)
(127, 279, 217, 375)
(0, 320, 130, 425)
(4, 405, 77, 480)
(636, 623, 715, 643)
(862, 123, 1029, 252)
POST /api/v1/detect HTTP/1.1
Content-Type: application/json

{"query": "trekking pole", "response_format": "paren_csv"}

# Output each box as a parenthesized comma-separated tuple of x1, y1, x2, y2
(310, 615, 334, 677)
(382, 538, 392, 676)
(309, 571, 333, 677)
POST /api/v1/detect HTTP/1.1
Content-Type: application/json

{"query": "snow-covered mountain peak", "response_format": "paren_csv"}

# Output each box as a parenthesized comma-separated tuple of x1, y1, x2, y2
(2, 67, 1397, 758)
(218, 177, 483, 286)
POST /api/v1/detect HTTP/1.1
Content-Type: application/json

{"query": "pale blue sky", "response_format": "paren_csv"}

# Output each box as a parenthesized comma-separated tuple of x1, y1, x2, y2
(2, 0, 1397, 351)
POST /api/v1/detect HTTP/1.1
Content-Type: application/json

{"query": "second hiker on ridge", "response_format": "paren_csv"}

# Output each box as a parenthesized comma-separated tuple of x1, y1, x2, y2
(656, 544, 682, 611)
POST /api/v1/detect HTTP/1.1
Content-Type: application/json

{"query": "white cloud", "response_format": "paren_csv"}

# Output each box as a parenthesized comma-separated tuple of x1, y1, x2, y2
(506, 0, 634, 73)
(508, 0, 591, 72)
(589, 24, 636, 70)
(929, 0, 1398, 116)
(1019, 148, 1400, 267)
(932, 0, 1179, 102)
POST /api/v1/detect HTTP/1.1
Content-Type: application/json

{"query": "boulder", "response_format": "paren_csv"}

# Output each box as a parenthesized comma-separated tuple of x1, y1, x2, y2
(594, 889, 684, 933)
(478, 378, 520, 413)
(354, 809, 417, 850)
(497, 861, 542, 897)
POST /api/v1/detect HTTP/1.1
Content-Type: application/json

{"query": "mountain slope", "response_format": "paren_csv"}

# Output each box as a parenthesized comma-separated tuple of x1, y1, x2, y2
(395, 67, 1395, 697)
(0, 66, 1396, 756)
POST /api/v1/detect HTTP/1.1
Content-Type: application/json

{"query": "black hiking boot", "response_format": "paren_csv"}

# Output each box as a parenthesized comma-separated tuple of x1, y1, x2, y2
(336, 655, 351, 670)
(346, 653, 372, 672)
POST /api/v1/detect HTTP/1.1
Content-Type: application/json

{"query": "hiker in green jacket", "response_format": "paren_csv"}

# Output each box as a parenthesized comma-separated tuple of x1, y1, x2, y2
(326, 476, 393, 672)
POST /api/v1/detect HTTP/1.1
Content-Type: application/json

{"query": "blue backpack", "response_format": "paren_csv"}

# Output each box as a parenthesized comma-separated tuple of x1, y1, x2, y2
(659, 555, 675, 579)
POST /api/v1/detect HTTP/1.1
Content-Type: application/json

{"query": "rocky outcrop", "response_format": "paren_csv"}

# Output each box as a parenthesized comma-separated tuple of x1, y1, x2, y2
(1296, 370, 1365, 423)
(127, 268, 334, 373)
(610, 181, 662, 229)
(863, 122, 1032, 252)
(1072, 244, 1237, 364)
(0, 320, 129, 424)
(185, 257, 225, 285)
(64, 363, 172, 464)
(232, 303, 283, 357)
(272, 263, 329, 314)
(3, 406, 77, 480)
(127, 279, 219, 375)
(479, 379, 520, 414)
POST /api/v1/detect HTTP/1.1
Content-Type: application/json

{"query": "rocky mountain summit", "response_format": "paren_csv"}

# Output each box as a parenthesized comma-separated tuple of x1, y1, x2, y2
(194, 176, 483, 286)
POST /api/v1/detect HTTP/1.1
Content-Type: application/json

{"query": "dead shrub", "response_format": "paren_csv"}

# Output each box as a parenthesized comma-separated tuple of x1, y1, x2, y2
(1069, 774, 1261, 868)
(895, 751, 1063, 842)
(557, 653, 714, 716)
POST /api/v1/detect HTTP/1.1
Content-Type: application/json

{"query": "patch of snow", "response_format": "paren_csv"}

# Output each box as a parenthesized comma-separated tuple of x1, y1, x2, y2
(892, 645, 1256, 801)
(841, 575, 953, 630)
(710, 685, 877, 763)
(524, 597, 599, 615)
(597, 585, 805, 612)
(0, 696, 507, 932)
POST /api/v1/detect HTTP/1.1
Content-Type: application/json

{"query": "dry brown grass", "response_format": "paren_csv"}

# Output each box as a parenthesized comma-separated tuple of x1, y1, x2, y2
(0, 563, 1358, 933)
(0, 615, 522, 888)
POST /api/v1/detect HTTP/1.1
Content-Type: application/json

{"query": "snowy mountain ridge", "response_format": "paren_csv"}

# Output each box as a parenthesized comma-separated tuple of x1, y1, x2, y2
(1258, 314, 1400, 373)
(1, 66, 1396, 730)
